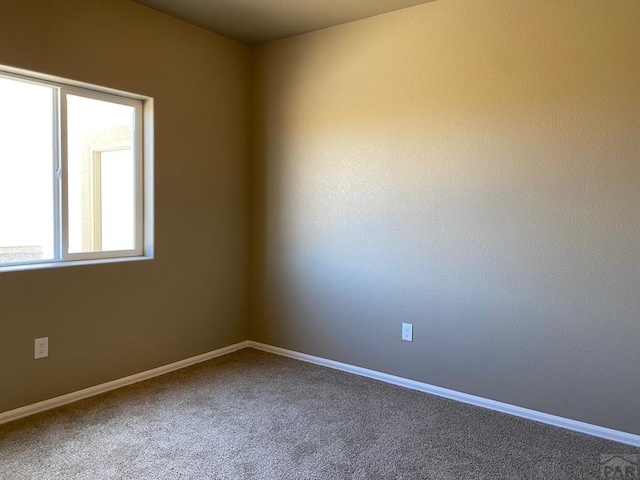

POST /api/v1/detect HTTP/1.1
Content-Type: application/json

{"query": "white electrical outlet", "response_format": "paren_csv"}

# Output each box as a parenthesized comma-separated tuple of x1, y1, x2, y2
(35, 337, 48, 359)
(402, 323, 413, 342)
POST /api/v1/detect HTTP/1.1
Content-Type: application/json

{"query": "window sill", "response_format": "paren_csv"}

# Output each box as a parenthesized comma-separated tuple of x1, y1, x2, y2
(0, 255, 153, 274)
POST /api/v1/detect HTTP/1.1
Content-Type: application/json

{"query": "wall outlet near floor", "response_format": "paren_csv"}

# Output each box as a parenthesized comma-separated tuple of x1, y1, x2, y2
(35, 337, 48, 359)
(402, 323, 413, 342)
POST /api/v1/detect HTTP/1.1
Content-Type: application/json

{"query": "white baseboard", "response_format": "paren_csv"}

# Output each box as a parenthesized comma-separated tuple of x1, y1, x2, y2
(4, 339, 638, 448)
(0, 341, 250, 426)
(248, 341, 640, 448)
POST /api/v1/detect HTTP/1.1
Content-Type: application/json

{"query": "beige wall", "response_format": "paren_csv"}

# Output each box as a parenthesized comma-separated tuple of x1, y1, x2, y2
(251, 0, 640, 434)
(0, 0, 251, 413)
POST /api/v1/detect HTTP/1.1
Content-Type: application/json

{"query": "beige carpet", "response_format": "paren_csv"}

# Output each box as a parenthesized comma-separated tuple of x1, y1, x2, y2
(0, 348, 637, 479)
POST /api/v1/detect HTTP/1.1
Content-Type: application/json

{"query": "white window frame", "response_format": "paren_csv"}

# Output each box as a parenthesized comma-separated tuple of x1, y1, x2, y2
(0, 66, 153, 271)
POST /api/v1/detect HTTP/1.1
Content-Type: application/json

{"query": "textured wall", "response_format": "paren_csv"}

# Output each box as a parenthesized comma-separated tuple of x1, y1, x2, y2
(251, 0, 640, 434)
(0, 0, 251, 413)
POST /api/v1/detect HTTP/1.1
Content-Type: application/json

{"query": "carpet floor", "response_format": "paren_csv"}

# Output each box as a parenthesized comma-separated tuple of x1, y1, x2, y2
(0, 348, 637, 479)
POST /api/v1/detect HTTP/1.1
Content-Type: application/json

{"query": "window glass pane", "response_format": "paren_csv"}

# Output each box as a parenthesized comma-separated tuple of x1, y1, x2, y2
(97, 149, 135, 251)
(66, 94, 135, 253)
(0, 77, 54, 264)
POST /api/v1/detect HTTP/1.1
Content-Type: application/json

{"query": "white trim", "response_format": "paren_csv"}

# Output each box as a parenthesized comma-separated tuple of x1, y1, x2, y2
(0, 65, 148, 101)
(3, 339, 637, 448)
(0, 341, 249, 426)
(142, 98, 154, 258)
(0, 255, 152, 274)
(248, 341, 640, 447)
(61, 88, 144, 261)
(0, 63, 151, 272)
(53, 85, 62, 260)
(60, 86, 69, 259)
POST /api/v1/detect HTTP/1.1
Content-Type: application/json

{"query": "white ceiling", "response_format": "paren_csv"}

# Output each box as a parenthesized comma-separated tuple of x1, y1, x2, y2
(131, 0, 436, 45)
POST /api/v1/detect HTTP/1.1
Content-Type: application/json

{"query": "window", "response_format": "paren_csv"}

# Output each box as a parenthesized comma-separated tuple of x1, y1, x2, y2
(0, 68, 151, 269)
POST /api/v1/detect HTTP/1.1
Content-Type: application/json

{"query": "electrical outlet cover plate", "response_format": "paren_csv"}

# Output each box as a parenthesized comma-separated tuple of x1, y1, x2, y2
(35, 337, 48, 359)
(402, 323, 413, 342)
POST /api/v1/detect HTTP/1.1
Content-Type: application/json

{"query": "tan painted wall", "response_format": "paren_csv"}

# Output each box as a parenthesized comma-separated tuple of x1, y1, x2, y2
(251, 1, 640, 434)
(0, 0, 251, 413)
